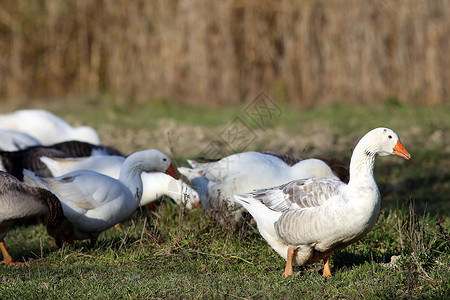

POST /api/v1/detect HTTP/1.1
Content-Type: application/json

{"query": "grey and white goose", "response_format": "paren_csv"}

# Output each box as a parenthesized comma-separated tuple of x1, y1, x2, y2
(0, 171, 74, 266)
(234, 128, 411, 277)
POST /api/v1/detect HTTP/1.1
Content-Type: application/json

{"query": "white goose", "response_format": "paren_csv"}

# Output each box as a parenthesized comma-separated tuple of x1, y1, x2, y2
(234, 128, 411, 277)
(0, 129, 41, 151)
(23, 149, 178, 244)
(0, 109, 101, 145)
(40, 155, 200, 209)
(179, 152, 340, 227)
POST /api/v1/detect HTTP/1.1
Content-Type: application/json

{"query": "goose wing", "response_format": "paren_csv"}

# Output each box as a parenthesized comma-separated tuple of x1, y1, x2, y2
(42, 171, 130, 214)
(250, 177, 344, 212)
(0, 171, 48, 221)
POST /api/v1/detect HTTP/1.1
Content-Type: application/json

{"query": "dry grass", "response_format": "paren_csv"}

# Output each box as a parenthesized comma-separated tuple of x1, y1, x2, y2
(0, 0, 449, 106)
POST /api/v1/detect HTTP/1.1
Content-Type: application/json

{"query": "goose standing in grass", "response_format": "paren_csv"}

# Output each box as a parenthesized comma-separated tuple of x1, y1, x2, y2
(40, 155, 200, 209)
(0, 109, 101, 145)
(234, 128, 411, 277)
(0, 171, 74, 266)
(179, 151, 342, 228)
(23, 149, 178, 244)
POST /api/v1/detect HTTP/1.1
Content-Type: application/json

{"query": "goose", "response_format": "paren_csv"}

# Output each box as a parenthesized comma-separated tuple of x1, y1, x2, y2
(47, 140, 123, 157)
(40, 155, 200, 209)
(0, 129, 41, 151)
(23, 149, 178, 244)
(0, 109, 101, 145)
(0, 141, 123, 181)
(0, 171, 74, 266)
(260, 151, 350, 184)
(0, 147, 70, 180)
(233, 128, 411, 277)
(178, 151, 341, 228)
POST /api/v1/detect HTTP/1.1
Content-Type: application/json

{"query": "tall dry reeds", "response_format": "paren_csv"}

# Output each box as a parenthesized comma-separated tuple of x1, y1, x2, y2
(0, 0, 448, 106)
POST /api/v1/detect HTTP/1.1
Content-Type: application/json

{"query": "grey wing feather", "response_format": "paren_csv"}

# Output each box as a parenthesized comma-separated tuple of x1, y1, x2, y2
(251, 178, 343, 212)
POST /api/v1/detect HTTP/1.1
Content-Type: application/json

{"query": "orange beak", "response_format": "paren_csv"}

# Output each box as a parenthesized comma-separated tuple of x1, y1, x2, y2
(393, 140, 411, 160)
(165, 163, 179, 179)
(193, 201, 201, 207)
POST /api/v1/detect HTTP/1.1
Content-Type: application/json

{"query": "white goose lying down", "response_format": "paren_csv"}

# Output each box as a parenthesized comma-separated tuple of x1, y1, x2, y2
(179, 152, 340, 227)
(0, 129, 41, 151)
(23, 149, 178, 244)
(0, 109, 101, 145)
(234, 128, 411, 277)
(40, 155, 200, 209)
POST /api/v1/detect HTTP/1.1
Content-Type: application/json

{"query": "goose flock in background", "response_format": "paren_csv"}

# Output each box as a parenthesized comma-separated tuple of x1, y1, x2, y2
(0, 109, 410, 277)
(40, 155, 200, 210)
(23, 149, 178, 244)
(179, 152, 345, 228)
(0, 109, 101, 145)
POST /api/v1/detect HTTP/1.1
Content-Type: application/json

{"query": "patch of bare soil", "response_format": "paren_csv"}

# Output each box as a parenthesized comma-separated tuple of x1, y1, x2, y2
(98, 118, 449, 161)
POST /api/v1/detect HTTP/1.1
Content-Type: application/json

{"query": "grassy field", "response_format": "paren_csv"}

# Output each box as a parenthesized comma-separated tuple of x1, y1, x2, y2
(1, 98, 449, 299)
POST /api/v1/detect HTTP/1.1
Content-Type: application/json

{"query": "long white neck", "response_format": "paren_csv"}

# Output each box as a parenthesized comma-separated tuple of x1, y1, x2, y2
(119, 157, 146, 202)
(348, 137, 378, 187)
(347, 134, 382, 231)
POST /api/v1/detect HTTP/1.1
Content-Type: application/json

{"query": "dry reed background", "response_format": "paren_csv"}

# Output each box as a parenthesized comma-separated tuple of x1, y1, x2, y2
(0, 0, 449, 106)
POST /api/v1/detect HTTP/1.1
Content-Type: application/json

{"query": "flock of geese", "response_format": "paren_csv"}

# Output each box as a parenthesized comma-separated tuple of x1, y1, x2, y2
(0, 109, 411, 277)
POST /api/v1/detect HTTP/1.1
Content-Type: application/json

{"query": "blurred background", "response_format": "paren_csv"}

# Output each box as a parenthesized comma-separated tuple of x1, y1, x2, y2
(0, 0, 449, 107)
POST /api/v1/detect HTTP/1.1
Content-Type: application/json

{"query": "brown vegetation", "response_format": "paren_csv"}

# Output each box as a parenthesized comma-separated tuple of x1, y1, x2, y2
(0, 0, 449, 106)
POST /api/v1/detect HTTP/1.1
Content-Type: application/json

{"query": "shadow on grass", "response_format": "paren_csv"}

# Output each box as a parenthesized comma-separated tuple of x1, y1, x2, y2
(332, 249, 396, 269)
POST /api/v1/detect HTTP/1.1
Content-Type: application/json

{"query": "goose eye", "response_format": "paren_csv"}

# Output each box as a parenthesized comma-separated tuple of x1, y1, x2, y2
(163, 158, 167, 162)
(388, 135, 392, 139)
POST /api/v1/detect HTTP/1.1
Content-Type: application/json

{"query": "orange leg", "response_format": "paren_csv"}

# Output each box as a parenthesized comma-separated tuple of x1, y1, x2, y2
(322, 256, 332, 277)
(0, 239, 13, 265)
(282, 247, 296, 277)
(0, 239, 29, 267)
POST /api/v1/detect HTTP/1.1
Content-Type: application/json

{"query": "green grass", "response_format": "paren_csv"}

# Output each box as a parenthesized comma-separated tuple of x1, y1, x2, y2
(1, 99, 449, 299)
(1, 204, 449, 299)
(49, 96, 450, 135)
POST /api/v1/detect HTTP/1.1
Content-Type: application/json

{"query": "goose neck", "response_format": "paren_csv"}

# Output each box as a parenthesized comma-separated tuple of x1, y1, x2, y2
(348, 142, 377, 186)
(119, 160, 145, 201)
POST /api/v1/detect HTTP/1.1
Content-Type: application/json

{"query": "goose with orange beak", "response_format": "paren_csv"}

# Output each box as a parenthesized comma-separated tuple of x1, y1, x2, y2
(234, 128, 410, 277)
(23, 149, 178, 245)
(39, 154, 199, 210)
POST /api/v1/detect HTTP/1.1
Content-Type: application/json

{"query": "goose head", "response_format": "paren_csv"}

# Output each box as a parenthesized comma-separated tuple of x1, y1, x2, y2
(364, 128, 411, 159)
(121, 149, 179, 180)
(47, 217, 75, 247)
